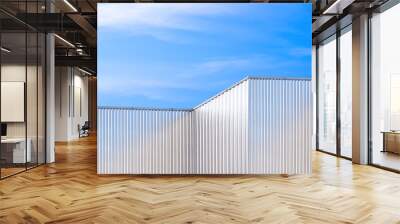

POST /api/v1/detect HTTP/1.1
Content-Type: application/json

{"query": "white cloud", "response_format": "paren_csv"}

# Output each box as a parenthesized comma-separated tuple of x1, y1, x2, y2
(99, 75, 207, 101)
(173, 55, 298, 79)
(99, 54, 308, 104)
(98, 58, 245, 102)
(100, 77, 194, 92)
(98, 3, 234, 31)
(198, 58, 252, 73)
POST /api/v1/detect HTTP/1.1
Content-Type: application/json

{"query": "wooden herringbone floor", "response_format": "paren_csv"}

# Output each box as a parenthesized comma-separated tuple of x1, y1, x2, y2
(1, 135, 400, 224)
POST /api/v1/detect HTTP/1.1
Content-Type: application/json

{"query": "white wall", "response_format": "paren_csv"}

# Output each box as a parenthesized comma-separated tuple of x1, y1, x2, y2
(55, 67, 69, 141)
(70, 73, 89, 138)
(1, 65, 40, 138)
(55, 67, 89, 141)
(1, 64, 46, 164)
(1, 65, 27, 139)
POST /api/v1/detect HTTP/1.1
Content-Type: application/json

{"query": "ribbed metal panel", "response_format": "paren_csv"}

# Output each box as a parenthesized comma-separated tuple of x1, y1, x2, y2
(98, 77, 312, 175)
(98, 108, 193, 174)
(248, 78, 312, 174)
(194, 79, 249, 174)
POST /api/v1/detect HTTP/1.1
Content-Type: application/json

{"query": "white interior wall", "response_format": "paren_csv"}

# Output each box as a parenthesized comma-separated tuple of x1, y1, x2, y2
(1, 65, 37, 138)
(55, 67, 89, 141)
(55, 67, 70, 141)
(1, 64, 46, 163)
(71, 73, 89, 138)
(1, 65, 26, 139)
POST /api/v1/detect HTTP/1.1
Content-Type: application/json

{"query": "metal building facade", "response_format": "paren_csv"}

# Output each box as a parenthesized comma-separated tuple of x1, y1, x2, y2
(193, 79, 249, 174)
(248, 78, 312, 174)
(97, 108, 193, 174)
(98, 77, 312, 174)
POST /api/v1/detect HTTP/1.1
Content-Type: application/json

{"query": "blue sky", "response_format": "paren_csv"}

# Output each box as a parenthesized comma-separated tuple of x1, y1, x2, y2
(98, 3, 311, 108)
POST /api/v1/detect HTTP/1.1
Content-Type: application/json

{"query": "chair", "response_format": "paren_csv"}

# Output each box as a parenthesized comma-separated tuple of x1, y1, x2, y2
(79, 121, 90, 138)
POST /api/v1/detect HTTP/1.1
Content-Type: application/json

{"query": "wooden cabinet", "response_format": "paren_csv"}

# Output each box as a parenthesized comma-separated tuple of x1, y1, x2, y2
(382, 132, 400, 154)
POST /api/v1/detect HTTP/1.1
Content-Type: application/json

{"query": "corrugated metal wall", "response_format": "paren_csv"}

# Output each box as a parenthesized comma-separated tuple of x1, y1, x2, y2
(194, 79, 248, 174)
(98, 77, 312, 175)
(248, 78, 312, 174)
(98, 108, 193, 174)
